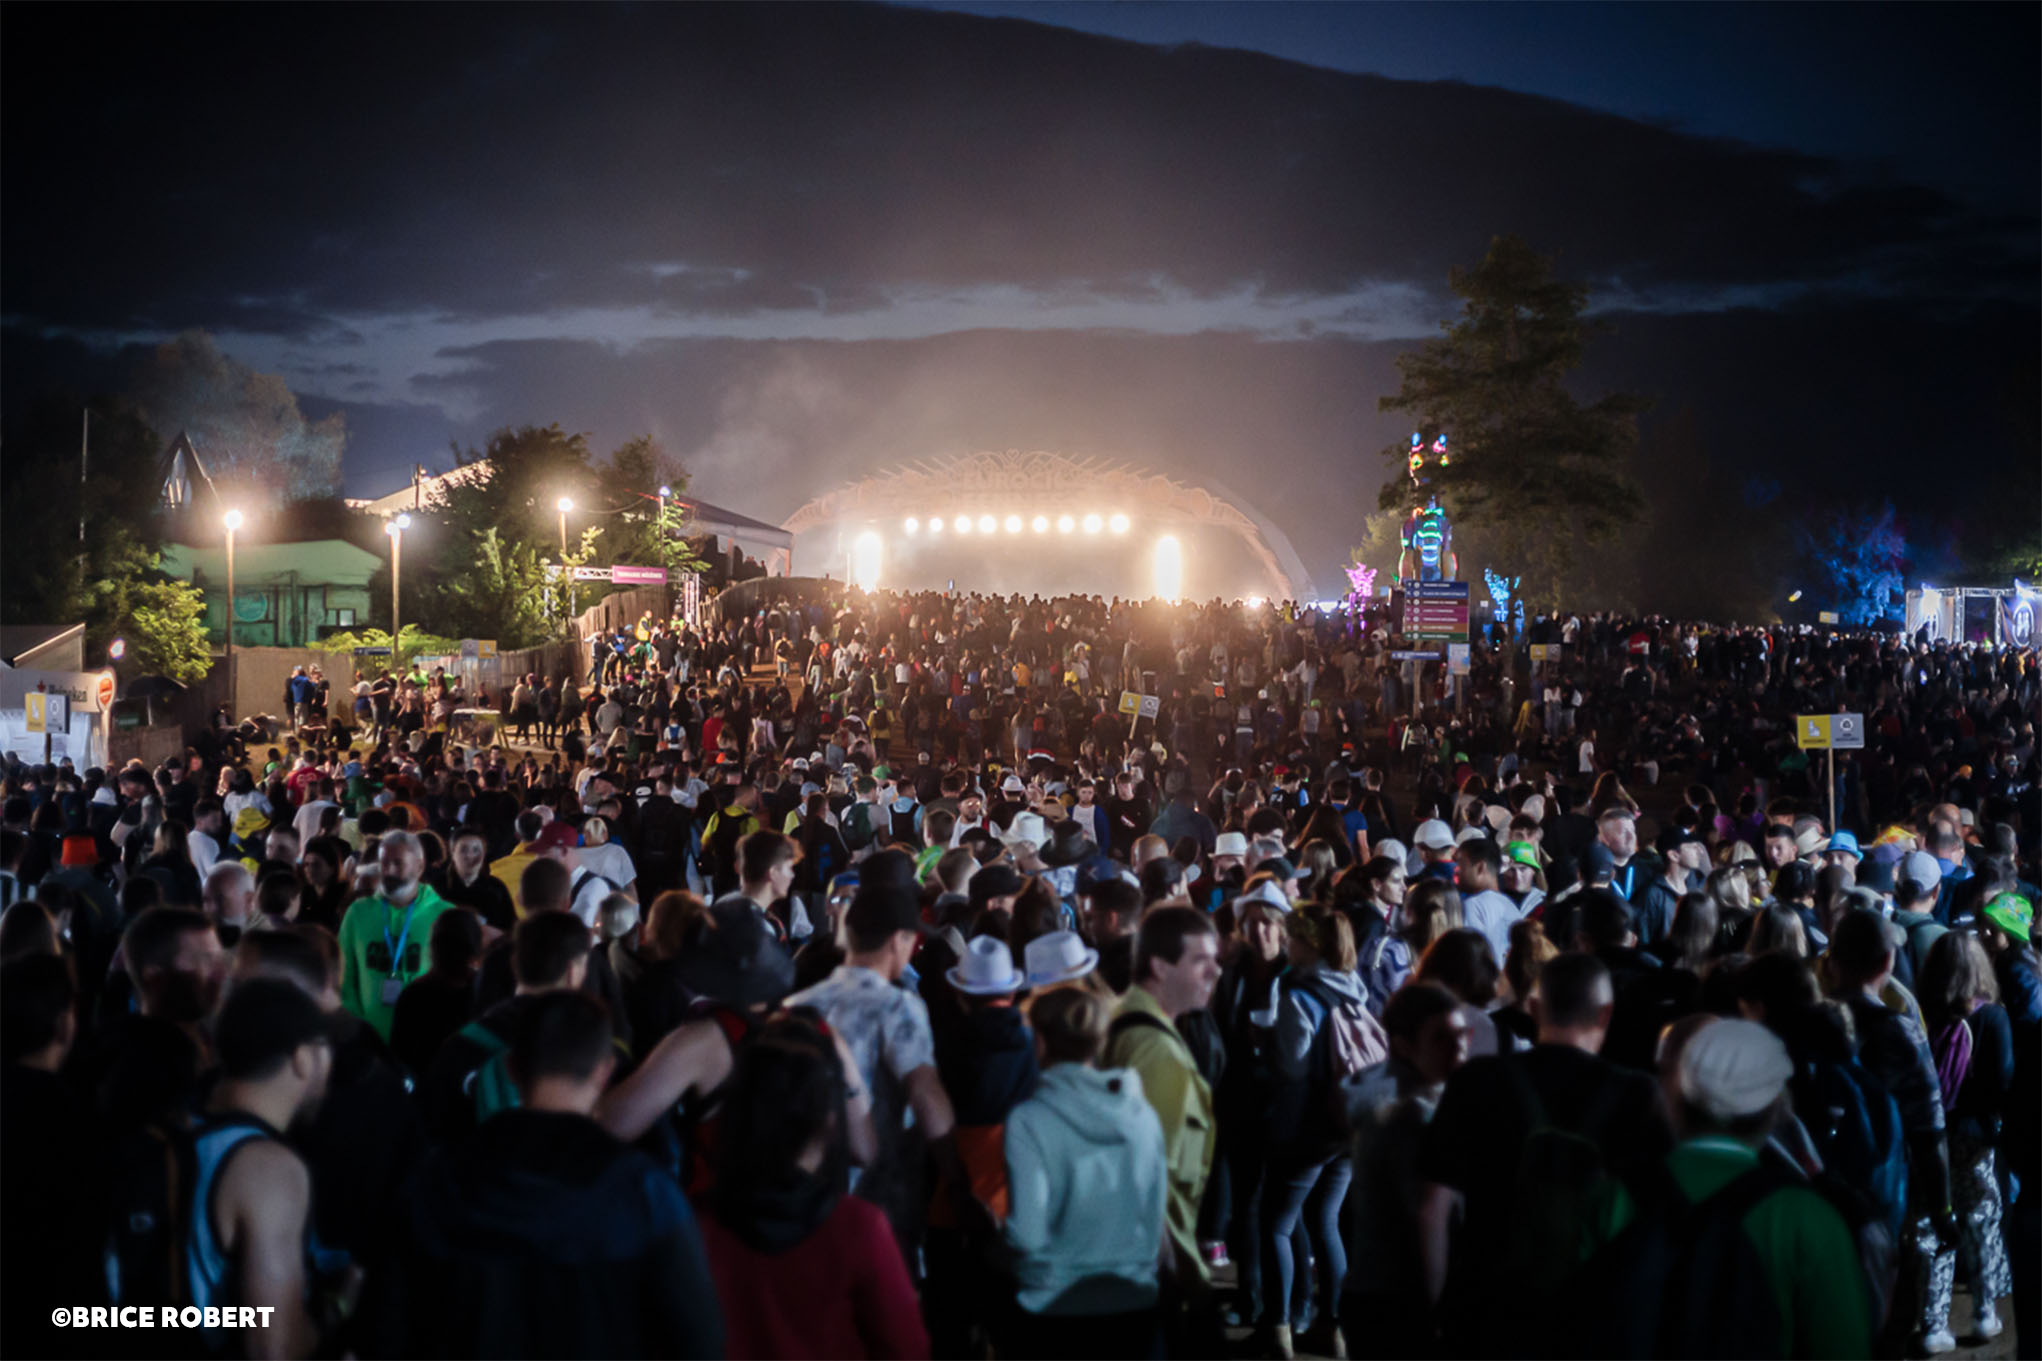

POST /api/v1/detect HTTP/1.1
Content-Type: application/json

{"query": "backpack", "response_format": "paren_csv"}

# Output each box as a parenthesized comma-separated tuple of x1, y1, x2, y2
(1559, 1161, 1792, 1360)
(456, 1019, 521, 1125)
(1789, 1054, 1908, 1244)
(1286, 976, 1388, 1144)
(1930, 1016, 1974, 1113)
(843, 801, 876, 853)
(1500, 1059, 1629, 1299)
(104, 1119, 200, 1314)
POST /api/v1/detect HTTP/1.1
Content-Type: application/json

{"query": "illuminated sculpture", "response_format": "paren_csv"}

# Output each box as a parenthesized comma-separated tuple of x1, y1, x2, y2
(1398, 504, 1456, 583)
(1344, 562, 1378, 600)
(1395, 432, 1457, 584)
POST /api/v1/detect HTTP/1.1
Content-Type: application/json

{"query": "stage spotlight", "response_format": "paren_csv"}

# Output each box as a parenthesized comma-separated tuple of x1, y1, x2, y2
(1153, 535, 1184, 601)
(956, 515, 973, 534)
(1108, 513, 1130, 534)
(852, 531, 883, 591)
(977, 514, 996, 534)
(1004, 515, 1023, 534)
(1082, 513, 1103, 534)
(904, 517, 920, 535)
(1031, 515, 1049, 533)
(1245, 595, 1265, 608)
(928, 515, 943, 534)
(1057, 515, 1076, 534)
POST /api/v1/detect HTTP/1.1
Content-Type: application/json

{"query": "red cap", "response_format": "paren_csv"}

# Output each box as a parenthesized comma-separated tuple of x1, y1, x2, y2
(534, 821, 580, 854)
(60, 834, 99, 868)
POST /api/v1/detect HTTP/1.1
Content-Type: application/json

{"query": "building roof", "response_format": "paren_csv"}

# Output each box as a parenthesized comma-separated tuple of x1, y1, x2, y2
(0, 623, 86, 669)
(162, 539, 386, 588)
(675, 494, 793, 550)
(345, 461, 494, 518)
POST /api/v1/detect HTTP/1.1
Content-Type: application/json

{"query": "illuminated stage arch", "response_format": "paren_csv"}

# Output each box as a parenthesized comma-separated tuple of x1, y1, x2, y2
(781, 451, 1317, 600)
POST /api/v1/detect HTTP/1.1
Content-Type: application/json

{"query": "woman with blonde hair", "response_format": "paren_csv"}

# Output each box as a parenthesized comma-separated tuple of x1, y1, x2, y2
(1295, 839, 1340, 907)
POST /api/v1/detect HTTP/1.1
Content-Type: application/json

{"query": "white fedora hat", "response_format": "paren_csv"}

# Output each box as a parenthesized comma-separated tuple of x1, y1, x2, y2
(947, 934, 1024, 995)
(1023, 930, 1099, 988)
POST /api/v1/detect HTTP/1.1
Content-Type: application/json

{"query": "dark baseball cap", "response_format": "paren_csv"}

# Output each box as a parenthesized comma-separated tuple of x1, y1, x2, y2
(1655, 826, 1704, 857)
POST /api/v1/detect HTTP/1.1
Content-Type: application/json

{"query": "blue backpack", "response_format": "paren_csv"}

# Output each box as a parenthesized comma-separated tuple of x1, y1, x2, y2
(1792, 1053, 1907, 1243)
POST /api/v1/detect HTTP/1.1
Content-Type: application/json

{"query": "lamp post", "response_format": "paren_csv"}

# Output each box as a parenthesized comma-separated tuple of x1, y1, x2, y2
(556, 496, 576, 620)
(386, 513, 410, 650)
(222, 509, 243, 714)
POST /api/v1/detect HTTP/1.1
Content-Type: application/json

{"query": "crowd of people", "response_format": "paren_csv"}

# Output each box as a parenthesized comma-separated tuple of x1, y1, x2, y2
(2, 585, 2037, 1360)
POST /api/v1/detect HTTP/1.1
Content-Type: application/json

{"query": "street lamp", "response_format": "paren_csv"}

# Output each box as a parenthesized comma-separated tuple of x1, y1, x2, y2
(556, 496, 574, 555)
(386, 513, 410, 648)
(222, 509, 243, 711)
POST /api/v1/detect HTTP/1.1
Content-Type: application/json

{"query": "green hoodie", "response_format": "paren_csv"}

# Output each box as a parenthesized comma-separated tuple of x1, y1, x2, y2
(338, 881, 453, 1040)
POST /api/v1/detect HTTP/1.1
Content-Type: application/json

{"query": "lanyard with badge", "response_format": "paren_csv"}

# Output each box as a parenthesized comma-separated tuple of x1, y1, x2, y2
(381, 901, 416, 1005)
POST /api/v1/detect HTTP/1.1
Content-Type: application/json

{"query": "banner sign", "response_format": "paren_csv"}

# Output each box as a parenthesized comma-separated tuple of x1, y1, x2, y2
(1403, 581, 1470, 642)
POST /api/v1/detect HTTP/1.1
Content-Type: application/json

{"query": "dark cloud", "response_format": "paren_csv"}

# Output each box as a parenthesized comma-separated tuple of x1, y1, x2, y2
(2, 4, 2029, 337)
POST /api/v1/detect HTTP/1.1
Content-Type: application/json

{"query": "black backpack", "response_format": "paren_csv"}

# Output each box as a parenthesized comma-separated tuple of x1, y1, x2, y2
(1499, 1060, 1628, 1299)
(104, 1119, 198, 1313)
(1559, 1161, 1792, 1360)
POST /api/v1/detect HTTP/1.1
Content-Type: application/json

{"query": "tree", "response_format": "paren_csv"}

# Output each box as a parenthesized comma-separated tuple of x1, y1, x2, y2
(80, 534, 210, 682)
(432, 528, 559, 649)
(130, 331, 344, 506)
(1378, 235, 1646, 608)
(1798, 501, 1907, 625)
(605, 436, 709, 577)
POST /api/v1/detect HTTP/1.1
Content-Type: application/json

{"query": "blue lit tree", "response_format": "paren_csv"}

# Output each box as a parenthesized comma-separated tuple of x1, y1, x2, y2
(1797, 501, 1906, 625)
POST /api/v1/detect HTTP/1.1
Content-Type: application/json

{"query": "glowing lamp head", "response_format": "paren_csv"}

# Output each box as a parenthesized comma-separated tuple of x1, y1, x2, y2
(1003, 515, 1022, 534)
(222, 509, 243, 532)
(109, 637, 127, 662)
(1031, 515, 1049, 533)
(1056, 515, 1075, 534)
(955, 515, 973, 534)
(658, 484, 673, 499)
(927, 515, 943, 534)
(393, 513, 412, 531)
(903, 516, 919, 535)
(1108, 513, 1129, 534)
(556, 496, 574, 513)
(977, 514, 996, 534)
(1081, 513, 1103, 534)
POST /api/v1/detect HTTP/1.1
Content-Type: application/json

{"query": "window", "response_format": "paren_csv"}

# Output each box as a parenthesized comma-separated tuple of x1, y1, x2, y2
(329, 608, 357, 627)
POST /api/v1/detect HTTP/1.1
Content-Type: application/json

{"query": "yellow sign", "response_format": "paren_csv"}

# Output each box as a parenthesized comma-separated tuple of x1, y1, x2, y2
(1529, 644, 1552, 662)
(478, 640, 498, 659)
(1797, 715, 1833, 750)
(24, 693, 45, 734)
(1117, 691, 1142, 716)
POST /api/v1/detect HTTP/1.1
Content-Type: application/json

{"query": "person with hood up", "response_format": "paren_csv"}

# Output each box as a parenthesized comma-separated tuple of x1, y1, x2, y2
(1001, 984, 1168, 1358)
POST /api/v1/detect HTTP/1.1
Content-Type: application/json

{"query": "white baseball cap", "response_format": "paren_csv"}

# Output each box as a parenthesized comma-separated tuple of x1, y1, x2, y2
(1413, 819, 1456, 851)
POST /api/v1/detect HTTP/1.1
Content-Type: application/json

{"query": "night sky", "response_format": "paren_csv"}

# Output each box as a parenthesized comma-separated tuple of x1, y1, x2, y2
(3, 2, 2035, 590)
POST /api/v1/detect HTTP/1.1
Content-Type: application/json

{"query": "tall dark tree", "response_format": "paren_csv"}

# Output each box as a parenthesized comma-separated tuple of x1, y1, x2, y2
(130, 331, 345, 505)
(1378, 235, 1646, 607)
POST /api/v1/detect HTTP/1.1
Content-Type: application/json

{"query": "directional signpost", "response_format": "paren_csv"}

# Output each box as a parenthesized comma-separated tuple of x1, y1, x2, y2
(1797, 712, 1863, 834)
(1403, 580, 1470, 643)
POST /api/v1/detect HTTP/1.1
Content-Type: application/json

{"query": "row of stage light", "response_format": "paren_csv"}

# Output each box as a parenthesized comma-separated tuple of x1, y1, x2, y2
(901, 513, 1130, 537)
